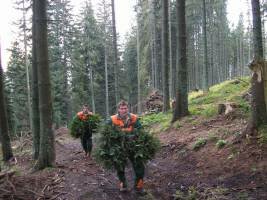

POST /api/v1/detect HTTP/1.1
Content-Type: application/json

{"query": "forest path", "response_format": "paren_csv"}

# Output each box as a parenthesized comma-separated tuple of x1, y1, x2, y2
(54, 128, 143, 200)
(53, 113, 267, 200)
(1, 113, 267, 200)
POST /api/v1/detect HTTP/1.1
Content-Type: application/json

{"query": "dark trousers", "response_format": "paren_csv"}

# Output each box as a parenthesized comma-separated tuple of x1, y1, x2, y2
(80, 133, 92, 154)
(116, 148, 145, 186)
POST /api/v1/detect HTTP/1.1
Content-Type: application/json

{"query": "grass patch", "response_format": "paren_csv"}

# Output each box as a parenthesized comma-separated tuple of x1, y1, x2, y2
(216, 140, 227, 148)
(141, 78, 250, 134)
(193, 138, 207, 150)
(172, 120, 182, 129)
(189, 78, 250, 118)
(141, 112, 171, 133)
(141, 112, 171, 127)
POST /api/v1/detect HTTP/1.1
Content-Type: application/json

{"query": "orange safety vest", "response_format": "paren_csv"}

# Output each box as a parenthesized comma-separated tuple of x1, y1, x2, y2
(111, 114, 137, 133)
(77, 112, 90, 121)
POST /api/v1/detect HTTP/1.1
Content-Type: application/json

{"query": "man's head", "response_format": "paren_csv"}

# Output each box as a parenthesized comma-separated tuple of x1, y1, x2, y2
(117, 100, 129, 118)
(82, 105, 90, 114)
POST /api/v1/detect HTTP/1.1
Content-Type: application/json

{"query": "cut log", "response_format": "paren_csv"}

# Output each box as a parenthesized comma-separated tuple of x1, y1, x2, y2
(218, 103, 238, 115)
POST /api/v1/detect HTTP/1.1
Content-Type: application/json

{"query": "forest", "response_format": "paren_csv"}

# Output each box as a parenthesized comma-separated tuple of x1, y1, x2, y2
(0, 0, 267, 199)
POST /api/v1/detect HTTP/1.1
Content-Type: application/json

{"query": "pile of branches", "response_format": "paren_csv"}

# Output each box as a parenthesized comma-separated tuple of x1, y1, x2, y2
(0, 171, 66, 200)
(145, 90, 163, 113)
(13, 133, 33, 153)
(93, 125, 161, 170)
(69, 114, 101, 138)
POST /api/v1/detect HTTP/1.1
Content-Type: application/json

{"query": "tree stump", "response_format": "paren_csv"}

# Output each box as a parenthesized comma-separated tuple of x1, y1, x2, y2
(218, 103, 238, 115)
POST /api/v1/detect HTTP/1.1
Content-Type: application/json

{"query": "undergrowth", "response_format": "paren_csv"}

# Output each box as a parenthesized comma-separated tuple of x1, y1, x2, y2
(141, 78, 250, 132)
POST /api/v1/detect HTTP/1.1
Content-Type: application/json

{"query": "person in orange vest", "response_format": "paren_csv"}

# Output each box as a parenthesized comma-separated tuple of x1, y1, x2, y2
(107, 100, 146, 194)
(76, 105, 93, 157)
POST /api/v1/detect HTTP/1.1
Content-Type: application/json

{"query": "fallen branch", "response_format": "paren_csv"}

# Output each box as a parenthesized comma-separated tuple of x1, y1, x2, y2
(41, 184, 49, 193)
(0, 171, 15, 180)
(0, 187, 11, 193)
(6, 175, 16, 193)
(50, 192, 68, 200)
(26, 189, 46, 198)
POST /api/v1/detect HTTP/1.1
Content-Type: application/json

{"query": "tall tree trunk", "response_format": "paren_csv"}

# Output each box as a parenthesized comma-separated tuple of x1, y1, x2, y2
(151, 0, 159, 89)
(236, 38, 240, 77)
(31, 0, 40, 160)
(137, 4, 141, 114)
(203, 0, 209, 91)
(103, 2, 109, 118)
(23, 0, 32, 131)
(210, 33, 214, 85)
(111, 0, 119, 105)
(90, 66, 95, 113)
(240, 36, 245, 77)
(62, 3, 71, 124)
(169, 1, 176, 99)
(246, 0, 252, 63)
(34, 0, 55, 169)
(172, 0, 188, 122)
(0, 43, 14, 162)
(62, 51, 71, 123)
(250, 0, 267, 128)
(154, 0, 161, 90)
(104, 37, 109, 118)
(162, 0, 170, 112)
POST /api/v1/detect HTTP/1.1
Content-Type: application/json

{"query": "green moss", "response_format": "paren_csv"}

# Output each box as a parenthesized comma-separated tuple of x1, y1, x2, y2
(140, 112, 171, 127)
(140, 78, 250, 134)
(188, 78, 250, 118)
(141, 112, 172, 133)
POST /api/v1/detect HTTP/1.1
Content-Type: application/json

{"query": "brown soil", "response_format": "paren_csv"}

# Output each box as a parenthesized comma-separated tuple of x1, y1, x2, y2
(1, 113, 267, 200)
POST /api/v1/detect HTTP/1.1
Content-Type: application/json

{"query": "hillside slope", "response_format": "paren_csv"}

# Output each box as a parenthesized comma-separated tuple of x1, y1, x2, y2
(1, 78, 267, 200)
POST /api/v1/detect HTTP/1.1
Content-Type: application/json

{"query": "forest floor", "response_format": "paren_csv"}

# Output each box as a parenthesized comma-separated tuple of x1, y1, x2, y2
(1, 111, 267, 200)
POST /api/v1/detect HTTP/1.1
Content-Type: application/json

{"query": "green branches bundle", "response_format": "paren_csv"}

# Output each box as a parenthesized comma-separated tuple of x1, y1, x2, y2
(130, 129, 161, 161)
(69, 114, 101, 138)
(93, 125, 160, 170)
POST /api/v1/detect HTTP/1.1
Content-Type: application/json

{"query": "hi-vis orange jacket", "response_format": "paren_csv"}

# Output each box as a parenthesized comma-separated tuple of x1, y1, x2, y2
(110, 113, 141, 133)
(77, 112, 90, 121)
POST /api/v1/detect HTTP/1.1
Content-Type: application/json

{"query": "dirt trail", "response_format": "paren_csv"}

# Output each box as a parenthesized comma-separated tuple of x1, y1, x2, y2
(54, 129, 148, 200)
(1, 114, 267, 200)
(53, 114, 267, 200)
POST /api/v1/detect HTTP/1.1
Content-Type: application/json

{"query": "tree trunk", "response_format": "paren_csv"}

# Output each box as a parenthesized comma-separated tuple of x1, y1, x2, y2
(154, 0, 161, 90)
(203, 0, 209, 91)
(104, 35, 109, 118)
(169, 1, 176, 99)
(250, 0, 267, 128)
(162, 0, 170, 112)
(111, 0, 119, 105)
(0, 43, 14, 162)
(151, 0, 159, 89)
(34, 0, 55, 169)
(31, 0, 40, 160)
(23, 0, 32, 131)
(172, 0, 189, 122)
(137, 4, 141, 114)
(90, 66, 95, 113)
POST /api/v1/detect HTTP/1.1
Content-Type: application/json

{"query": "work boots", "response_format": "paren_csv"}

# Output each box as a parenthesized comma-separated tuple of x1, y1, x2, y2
(134, 179, 147, 195)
